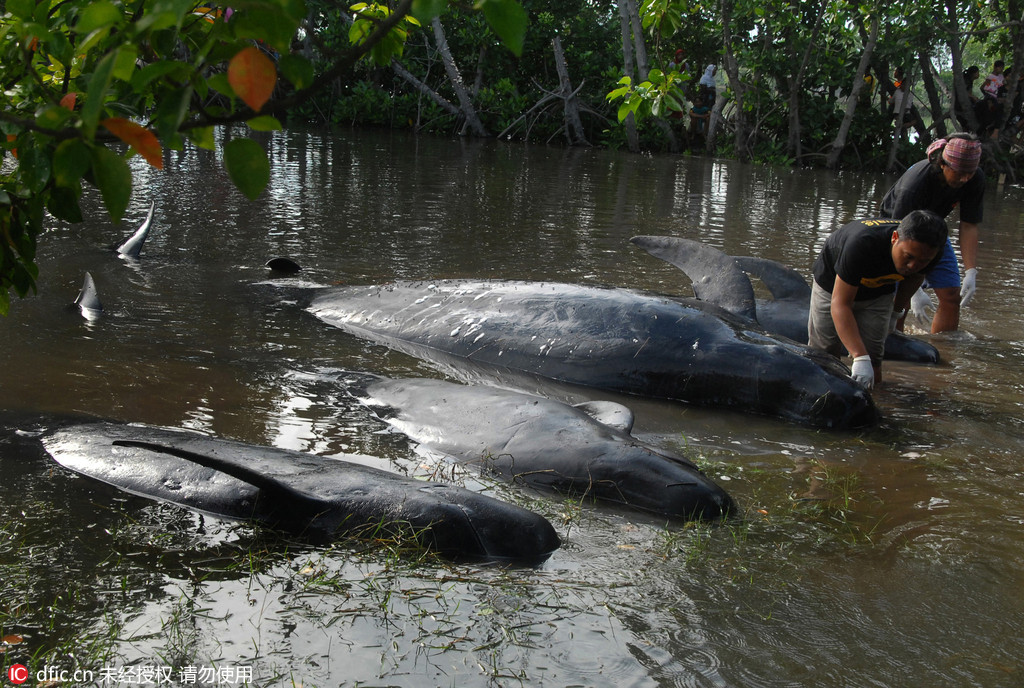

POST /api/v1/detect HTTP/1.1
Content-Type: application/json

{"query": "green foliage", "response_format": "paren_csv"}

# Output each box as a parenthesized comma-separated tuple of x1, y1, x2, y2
(349, 3, 422, 66)
(607, 70, 687, 122)
(0, 0, 529, 313)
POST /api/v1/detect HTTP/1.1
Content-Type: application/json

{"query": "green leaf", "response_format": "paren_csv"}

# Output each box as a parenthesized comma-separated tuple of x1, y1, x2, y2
(113, 44, 139, 81)
(246, 116, 282, 131)
(20, 142, 52, 194)
(188, 127, 216, 150)
(223, 137, 269, 200)
(231, 2, 302, 53)
(81, 51, 117, 136)
(74, 2, 124, 35)
(7, 0, 35, 20)
(412, 0, 447, 24)
(53, 139, 92, 188)
(34, 105, 73, 131)
(477, 0, 527, 57)
(90, 146, 132, 222)
(47, 186, 84, 223)
(278, 54, 314, 90)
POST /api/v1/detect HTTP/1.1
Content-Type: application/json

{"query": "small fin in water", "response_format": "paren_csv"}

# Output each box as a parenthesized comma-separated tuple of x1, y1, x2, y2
(116, 201, 155, 258)
(732, 255, 811, 302)
(73, 272, 103, 318)
(573, 400, 635, 433)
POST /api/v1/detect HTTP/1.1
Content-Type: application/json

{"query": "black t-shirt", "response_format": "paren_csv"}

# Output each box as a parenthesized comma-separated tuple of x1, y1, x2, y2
(879, 159, 985, 223)
(812, 218, 942, 300)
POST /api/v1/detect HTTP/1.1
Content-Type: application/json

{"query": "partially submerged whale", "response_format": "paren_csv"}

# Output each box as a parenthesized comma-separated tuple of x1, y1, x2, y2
(40, 420, 560, 563)
(357, 377, 734, 521)
(308, 280, 878, 429)
(630, 235, 940, 363)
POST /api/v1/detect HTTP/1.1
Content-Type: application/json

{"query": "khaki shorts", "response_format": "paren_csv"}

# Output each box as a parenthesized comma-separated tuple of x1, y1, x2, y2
(807, 281, 893, 365)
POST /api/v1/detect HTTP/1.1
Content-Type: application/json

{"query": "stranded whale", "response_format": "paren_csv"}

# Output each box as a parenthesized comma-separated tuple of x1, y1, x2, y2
(307, 280, 878, 429)
(357, 377, 734, 521)
(40, 420, 560, 563)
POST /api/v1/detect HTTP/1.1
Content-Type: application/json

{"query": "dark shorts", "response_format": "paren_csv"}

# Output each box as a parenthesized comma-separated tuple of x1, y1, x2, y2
(923, 239, 960, 290)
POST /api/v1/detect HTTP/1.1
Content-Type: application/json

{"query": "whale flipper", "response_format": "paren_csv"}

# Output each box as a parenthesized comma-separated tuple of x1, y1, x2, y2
(116, 201, 155, 258)
(732, 256, 811, 302)
(630, 235, 757, 320)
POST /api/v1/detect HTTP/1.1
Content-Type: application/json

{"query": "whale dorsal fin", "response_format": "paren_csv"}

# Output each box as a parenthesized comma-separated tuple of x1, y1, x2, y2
(630, 235, 757, 320)
(73, 272, 103, 315)
(573, 400, 635, 434)
(116, 201, 155, 258)
(732, 256, 811, 302)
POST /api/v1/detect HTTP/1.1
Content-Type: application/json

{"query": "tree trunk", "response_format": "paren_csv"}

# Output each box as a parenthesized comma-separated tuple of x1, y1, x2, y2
(826, 16, 878, 170)
(391, 58, 460, 120)
(946, 0, 979, 134)
(431, 17, 489, 137)
(785, 0, 828, 163)
(720, 0, 750, 160)
(617, 0, 639, 152)
(887, 72, 914, 172)
(552, 36, 588, 146)
(919, 51, 948, 138)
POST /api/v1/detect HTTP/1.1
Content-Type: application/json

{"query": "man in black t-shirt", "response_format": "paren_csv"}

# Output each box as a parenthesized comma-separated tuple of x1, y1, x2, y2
(808, 211, 948, 388)
(879, 133, 984, 333)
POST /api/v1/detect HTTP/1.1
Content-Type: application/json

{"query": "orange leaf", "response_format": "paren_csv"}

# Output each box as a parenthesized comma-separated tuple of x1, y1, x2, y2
(101, 118, 163, 170)
(2, 635, 23, 645)
(60, 92, 77, 110)
(6, 134, 18, 158)
(228, 46, 277, 112)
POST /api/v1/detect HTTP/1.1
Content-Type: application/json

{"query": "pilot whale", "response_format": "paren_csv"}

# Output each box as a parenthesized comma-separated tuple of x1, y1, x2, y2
(629, 235, 940, 363)
(308, 280, 878, 429)
(39, 420, 560, 563)
(357, 377, 734, 521)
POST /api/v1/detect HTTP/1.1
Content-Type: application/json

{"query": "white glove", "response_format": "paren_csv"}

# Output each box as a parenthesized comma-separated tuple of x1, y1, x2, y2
(960, 267, 977, 308)
(908, 287, 934, 328)
(850, 355, 874, 389)
(889, 307, 906, 334)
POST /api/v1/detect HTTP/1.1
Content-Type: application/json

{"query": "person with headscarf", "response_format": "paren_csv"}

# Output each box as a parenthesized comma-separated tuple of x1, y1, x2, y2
(698, 64, 717, 104)
(879, 133, 985, 333)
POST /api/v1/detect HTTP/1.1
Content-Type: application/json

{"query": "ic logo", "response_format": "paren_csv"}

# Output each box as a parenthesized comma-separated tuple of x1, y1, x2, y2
(7, 664, 28, 684)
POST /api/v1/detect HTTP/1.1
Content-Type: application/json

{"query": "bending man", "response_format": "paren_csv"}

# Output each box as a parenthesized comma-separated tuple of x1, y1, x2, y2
(879, 133, 984, 332)
(808, 211, 948, 388)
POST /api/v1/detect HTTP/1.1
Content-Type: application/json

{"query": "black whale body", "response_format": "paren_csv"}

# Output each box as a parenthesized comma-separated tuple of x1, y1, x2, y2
(358, 377, 734, 521)
(309, 280, 879, 430)
(39, 420, 560, 563)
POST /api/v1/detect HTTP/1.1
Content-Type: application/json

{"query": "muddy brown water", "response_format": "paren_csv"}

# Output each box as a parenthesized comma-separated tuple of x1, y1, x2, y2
(2, 128, 1023, 687)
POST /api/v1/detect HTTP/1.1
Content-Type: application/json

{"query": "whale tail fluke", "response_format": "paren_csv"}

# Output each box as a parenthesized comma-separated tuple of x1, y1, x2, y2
(116, 201, 155, 258)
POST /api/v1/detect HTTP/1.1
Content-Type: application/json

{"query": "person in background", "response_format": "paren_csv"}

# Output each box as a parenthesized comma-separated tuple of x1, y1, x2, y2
(807, 212, 948, 389)
(878, 133, 985, 333)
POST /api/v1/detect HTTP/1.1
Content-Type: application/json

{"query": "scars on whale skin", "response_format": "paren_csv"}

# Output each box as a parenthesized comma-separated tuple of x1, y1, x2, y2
(308, 280, 879, 430)
(357, 377, 735, 521)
